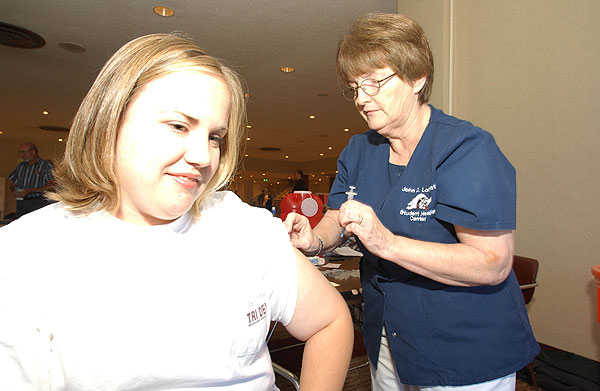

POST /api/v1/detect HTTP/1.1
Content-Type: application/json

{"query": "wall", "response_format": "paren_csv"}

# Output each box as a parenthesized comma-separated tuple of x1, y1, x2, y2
(399, 0, 600, 360)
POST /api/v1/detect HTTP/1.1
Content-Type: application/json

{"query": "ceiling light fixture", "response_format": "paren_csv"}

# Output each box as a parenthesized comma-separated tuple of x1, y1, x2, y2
(42, 111, 48, 115)
(309, 115, 315, 119)
(0, 21, 45, 49)
(344, 128, 349, 132)
(59, 42, 86, 53)
(153, 6, 174, 17)
(280, 66, 295, 73)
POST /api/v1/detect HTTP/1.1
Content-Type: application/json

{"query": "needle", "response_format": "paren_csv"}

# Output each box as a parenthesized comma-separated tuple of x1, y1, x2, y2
(341, 186, 357, 238)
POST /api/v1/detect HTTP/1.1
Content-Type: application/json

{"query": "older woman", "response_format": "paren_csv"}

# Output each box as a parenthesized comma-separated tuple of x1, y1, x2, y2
(0, 33, 353, 390)
(285, 13, 538, 390)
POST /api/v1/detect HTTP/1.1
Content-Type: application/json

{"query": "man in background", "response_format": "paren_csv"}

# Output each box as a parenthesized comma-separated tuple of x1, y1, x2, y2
(292, 169, 307, 192)
(9, 143, 54, 218)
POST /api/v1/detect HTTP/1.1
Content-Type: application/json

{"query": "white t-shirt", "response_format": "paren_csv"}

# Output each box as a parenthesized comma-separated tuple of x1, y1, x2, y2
(0, 191, 298, 390)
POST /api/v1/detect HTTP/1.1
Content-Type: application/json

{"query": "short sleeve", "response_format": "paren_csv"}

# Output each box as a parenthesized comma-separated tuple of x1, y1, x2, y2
(8, 165, 19, 183)
(435, 131, 516, 230)
(41, 160, 54, 182)
(261, 217, 298, 326)
(327, 146, 352, 210)
(201, 192, 299, 326)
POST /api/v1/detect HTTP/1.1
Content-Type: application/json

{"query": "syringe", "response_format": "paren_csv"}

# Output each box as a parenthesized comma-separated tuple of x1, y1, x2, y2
(341, 186, 357, 237)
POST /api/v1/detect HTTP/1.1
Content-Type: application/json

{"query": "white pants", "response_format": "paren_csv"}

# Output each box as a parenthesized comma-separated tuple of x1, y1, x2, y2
(370, 327, 516, 391)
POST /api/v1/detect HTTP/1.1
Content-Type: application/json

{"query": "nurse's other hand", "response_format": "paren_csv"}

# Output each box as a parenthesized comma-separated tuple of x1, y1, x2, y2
(339, 200, 394, 257)
(284, 212, 319, 254)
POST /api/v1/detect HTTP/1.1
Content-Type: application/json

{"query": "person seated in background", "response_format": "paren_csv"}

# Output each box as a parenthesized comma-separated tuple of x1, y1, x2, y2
(0, 33, 353, 391)
(9, 142, 55, 218)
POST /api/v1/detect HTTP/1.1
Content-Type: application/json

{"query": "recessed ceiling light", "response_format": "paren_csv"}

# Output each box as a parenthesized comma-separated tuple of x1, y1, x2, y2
(42, 110, 49, 115)
(59, 42, 86, 53)
(280, 66, 295, 73)
(153, 6, 174, 17)
(246, 137, 251, 141)
(309, 115, 315, 119)
(285, 155, 289, 159)
(0, 130, 3, 135)
(246, 124, 252, 128)
(344, 128, 349, 132)
(319, 153, 324, 156)
(328, 146, 332, 150)
(58, 138, 63, 142)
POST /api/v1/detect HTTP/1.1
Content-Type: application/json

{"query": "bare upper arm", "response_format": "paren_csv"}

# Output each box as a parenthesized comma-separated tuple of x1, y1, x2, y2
(284, 248, 350, 341)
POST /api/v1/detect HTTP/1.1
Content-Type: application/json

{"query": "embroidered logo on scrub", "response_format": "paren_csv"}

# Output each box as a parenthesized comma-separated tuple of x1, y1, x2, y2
(400, 184, 436, 222)
(406, 194, 431, 210)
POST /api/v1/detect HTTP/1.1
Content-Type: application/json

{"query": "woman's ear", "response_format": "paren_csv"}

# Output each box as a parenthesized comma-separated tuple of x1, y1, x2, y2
(413, 76, 427, 94)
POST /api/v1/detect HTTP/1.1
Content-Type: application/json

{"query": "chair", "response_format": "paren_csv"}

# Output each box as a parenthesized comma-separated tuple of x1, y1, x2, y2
(272, 362, 300, 390)
(268, 321, 301, 390)
(512, 255, 540, 391)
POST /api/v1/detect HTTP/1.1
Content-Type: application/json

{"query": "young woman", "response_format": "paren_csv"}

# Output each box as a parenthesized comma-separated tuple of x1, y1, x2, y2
(0, 33, 353, 390)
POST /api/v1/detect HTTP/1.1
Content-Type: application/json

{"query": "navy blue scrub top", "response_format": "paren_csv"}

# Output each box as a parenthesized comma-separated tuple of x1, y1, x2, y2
(328, 105, 539, 386)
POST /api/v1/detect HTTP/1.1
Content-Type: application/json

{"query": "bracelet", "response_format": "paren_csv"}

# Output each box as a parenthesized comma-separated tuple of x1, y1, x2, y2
(314, 235, 324, 256)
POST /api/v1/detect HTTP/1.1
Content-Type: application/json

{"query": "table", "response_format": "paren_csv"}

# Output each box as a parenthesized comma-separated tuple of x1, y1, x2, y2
(318, 256, 363, 305)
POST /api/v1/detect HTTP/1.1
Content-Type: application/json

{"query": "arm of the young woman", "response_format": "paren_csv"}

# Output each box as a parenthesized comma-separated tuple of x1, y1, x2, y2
(284, 248, 354, 390)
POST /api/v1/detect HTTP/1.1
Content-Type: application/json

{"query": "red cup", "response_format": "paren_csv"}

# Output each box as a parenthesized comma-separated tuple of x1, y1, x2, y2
(280, 191, 324, 228)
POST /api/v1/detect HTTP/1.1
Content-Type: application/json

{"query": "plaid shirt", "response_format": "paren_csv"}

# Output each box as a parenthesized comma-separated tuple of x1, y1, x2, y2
(8, 158, 54, 199)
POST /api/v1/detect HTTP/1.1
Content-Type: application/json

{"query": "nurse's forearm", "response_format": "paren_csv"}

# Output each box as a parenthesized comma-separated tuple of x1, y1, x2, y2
(380, 229, 514, 287)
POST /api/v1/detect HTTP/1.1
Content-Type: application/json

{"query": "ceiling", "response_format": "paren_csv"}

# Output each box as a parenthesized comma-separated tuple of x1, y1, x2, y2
(0, 0, 397, 183)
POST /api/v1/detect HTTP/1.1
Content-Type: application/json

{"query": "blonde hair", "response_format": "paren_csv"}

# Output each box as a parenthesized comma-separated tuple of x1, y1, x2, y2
(336, 13, 434, 104)
(49, 33, 247, 217)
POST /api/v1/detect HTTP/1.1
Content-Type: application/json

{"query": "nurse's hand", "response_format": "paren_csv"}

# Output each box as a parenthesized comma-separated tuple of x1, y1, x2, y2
(284, 212, 320, 255)
(339, 200, 394, 257)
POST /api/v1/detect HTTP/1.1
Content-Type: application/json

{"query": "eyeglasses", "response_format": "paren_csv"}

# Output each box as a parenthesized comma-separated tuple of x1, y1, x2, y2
(342, 73, 396, 101)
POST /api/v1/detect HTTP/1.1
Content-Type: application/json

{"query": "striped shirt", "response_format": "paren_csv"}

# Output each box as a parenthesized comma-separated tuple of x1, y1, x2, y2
(8, 158, 54, 199)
